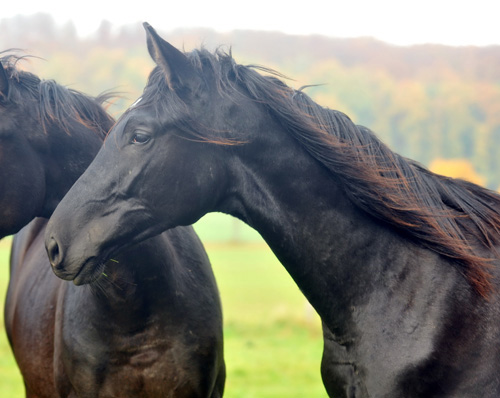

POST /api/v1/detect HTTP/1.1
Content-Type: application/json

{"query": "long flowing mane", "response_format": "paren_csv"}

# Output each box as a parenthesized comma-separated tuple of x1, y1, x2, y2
(0, 53, 114, 139)
(142, 48, 500, 297)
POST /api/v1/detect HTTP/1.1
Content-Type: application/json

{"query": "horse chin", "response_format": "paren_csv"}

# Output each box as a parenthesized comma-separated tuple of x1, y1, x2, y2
(72, 259, 106, 286)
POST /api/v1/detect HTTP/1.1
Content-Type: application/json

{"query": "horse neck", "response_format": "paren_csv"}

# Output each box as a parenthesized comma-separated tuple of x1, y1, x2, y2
(221, 128, 418, 326)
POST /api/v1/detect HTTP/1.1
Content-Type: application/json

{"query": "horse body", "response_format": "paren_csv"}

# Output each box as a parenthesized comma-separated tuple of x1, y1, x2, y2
(1, 56, 225, 397)
(45, 25, 500, 397)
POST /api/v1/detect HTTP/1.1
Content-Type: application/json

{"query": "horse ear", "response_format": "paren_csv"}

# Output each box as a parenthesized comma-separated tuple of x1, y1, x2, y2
(143, 22, 201, 92)
(0, 61, 9, 100)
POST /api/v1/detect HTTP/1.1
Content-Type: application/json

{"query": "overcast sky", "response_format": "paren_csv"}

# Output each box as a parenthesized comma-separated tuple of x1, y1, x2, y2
(3, 0, 500, 46)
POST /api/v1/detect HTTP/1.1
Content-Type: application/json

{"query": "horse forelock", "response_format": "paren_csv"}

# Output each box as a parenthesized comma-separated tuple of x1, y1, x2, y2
(139, 53, 245, 146)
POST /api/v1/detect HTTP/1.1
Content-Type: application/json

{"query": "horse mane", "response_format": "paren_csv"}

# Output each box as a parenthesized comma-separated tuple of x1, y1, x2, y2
(144, 48, 500, 297)
(0, 53, 114, 139)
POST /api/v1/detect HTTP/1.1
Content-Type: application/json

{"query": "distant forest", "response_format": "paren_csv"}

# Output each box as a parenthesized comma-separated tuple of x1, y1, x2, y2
(2, 13, 500, 189)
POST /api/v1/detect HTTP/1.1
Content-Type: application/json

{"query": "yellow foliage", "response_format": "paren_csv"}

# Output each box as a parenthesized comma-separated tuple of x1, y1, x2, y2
(429, 158, 486, 186)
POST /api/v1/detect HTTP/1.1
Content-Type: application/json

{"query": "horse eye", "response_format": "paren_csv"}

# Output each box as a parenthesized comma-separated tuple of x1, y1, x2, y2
(131, 131, 151, 145)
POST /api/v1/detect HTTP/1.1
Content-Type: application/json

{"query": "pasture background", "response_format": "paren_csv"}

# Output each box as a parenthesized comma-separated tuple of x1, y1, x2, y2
(0, 214, 328, 397)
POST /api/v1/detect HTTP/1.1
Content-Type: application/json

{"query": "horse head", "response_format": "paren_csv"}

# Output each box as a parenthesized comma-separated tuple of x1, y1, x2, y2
(45, 24, 252, 283)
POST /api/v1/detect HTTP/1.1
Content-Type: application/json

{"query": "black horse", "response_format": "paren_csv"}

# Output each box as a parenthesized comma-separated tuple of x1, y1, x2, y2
(1, 55, 225, 397)
(46, 24, 500, 397)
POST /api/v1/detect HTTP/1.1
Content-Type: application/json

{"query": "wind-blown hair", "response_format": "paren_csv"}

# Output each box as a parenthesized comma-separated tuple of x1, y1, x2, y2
(0, 53, 114, 139)
(140, 48, 500, 297)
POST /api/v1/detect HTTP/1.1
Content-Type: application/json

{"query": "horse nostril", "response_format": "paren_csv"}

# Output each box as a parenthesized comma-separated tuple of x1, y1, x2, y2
(47, 237, 62, 268)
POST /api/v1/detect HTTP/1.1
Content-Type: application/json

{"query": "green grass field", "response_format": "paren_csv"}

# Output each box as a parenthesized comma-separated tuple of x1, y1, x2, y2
(0, 213, 328, 397)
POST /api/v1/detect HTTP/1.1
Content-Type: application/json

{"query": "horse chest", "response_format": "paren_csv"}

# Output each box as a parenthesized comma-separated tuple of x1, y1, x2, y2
(64, 324, 189, 396)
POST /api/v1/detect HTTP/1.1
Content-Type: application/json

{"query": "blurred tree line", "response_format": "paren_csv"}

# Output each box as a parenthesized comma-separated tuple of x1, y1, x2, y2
(2, 13, 500, 189)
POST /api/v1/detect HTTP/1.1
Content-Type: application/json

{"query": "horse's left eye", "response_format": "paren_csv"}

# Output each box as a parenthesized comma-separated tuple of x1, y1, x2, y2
(131, 131, 151, 145)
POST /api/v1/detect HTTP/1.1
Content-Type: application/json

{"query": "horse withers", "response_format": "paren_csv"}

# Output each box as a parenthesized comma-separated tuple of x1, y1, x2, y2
(46, 25, 500, 397)
(1, 55, 225, 397)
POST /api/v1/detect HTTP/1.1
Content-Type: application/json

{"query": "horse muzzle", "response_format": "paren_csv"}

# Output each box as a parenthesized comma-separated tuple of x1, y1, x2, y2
(46, 234, 104, 285)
